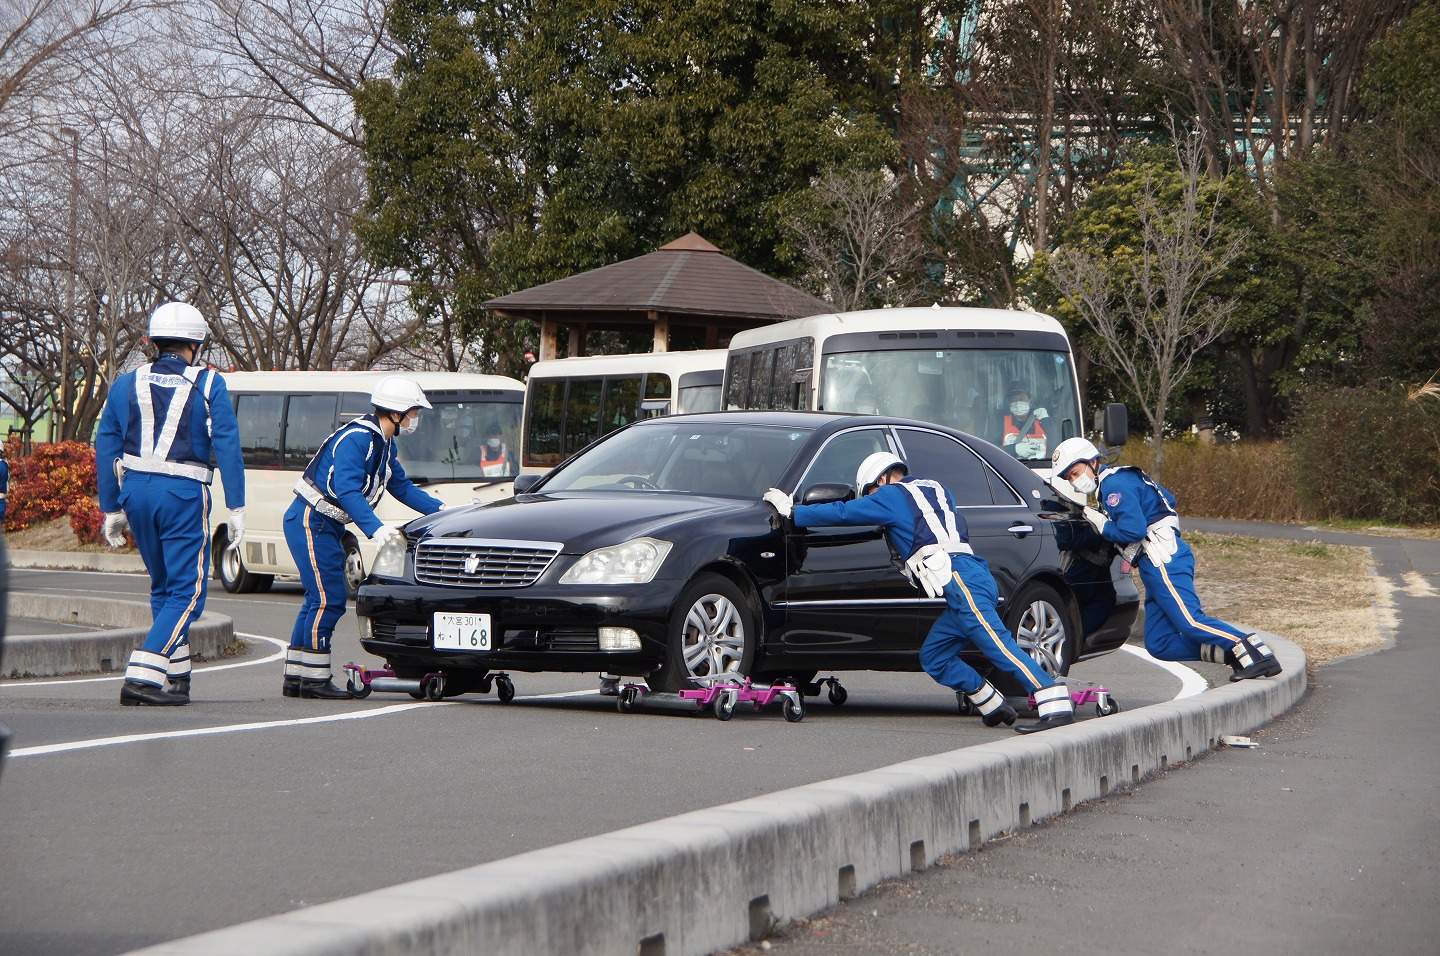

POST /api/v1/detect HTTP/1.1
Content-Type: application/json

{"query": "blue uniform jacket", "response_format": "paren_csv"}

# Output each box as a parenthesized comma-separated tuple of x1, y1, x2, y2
(95, 356, 245, 513)
(792, 478, 970, 557)
(301, 415, 441, 536)
(1094, 466, 1179, 546)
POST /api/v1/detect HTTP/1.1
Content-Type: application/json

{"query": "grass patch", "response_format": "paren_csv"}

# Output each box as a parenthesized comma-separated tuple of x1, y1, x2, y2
(5, 516, 127, 553)
(1183, 532, 1381, 665)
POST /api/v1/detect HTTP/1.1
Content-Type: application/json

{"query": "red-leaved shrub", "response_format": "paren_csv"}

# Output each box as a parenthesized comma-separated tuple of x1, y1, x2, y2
(68, 500, 108, 545)
(5, 441, 99, 532)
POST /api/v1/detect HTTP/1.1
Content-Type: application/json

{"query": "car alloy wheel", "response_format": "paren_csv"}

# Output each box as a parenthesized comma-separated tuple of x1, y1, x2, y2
(653, 573, 754, 692)
(1008, 582, 1074, 678)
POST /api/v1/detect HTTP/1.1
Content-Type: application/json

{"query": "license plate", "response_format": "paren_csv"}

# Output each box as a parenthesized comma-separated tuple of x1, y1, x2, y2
(432, 612, 493, 651)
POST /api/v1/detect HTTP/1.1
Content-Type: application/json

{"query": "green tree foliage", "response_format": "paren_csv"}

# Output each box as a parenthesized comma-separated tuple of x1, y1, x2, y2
(355, 0, 893, 374)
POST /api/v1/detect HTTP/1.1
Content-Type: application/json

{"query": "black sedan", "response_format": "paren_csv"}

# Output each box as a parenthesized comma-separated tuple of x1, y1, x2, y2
(354, 411, 1138, 699)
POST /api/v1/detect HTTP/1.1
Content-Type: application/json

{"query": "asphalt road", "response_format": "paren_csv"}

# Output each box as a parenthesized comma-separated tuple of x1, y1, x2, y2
(729, 519, 1440, 956)
(0, 566, 1189, 956)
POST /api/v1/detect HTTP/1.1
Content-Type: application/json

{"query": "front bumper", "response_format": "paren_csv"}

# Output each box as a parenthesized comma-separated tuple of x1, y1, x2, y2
(354, 580, 678, 675)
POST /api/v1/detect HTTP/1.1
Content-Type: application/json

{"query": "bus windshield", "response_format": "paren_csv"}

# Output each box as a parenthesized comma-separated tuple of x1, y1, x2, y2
(822, 347, 1080, 464)
(394, 393, 524, 484)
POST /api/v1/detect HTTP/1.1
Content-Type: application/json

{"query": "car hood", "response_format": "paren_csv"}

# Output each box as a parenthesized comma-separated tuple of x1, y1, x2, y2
(407, 492, 755, 553)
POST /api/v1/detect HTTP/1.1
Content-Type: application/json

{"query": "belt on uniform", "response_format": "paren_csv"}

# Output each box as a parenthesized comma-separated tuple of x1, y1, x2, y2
(293, 477, 351, 524)
(120, 454, 213, 483)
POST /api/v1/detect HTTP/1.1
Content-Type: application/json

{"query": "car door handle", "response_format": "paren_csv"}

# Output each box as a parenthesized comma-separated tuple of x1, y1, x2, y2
(1008, 523, 1034, 537)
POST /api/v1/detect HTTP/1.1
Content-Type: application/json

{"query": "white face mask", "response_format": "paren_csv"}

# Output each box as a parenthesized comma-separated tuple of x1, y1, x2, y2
(1070, 472, 1096, 496)
(399, 413, 419, 436)
(486, 438, 502, 449)
(1010, 401, 1031, 418)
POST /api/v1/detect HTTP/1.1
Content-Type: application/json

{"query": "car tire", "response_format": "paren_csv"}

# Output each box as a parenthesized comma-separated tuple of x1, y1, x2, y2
(343, 536, 364, 599)
(996, 581, 1076, 696)
(649, 574, 756, 693)
(216, 532, 258, 594)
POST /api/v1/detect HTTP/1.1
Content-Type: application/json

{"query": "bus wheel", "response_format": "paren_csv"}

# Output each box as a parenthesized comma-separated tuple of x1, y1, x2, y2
(343, 538, 365, 599)
(216, 533, 258, 594)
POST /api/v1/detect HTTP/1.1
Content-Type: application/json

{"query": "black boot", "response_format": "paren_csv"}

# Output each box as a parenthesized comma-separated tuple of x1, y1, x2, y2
(965, 681, 1018, 727)
(1015, 712, 1075, 734)
(121, 680, 188, 707)
(297, 679, 352, 700)
(167, 677, 191, 702)
(1229, 636, 1282, 682)
(1014, 683, 1074, 733)
(282, 676, 303, 698)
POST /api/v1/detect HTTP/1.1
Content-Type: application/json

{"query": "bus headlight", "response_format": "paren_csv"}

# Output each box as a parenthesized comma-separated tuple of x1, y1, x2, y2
(371, 534, 407, 578)
(560, 538, 673, 585)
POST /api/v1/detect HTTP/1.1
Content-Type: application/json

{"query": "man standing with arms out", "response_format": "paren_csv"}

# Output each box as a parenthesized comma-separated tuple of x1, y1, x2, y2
(284, 375, 444, 699)
(1051, 438, 1281, 681)
(96, 302, 245, 706)
(764, 453, 1076, 733)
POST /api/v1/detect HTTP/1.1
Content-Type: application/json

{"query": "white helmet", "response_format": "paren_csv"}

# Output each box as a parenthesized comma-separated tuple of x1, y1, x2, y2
(856, 451, 907, 495)
(148, 302, 208, 343)
(1051, 437, 1101, 478)
(370, 375, 432, 413)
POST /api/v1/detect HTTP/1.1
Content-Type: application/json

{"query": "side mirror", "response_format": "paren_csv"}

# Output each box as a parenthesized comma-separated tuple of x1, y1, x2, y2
(512, 473, 543, 494)
(801, 482, 855, 505)
(1100, 403, 1128, 447)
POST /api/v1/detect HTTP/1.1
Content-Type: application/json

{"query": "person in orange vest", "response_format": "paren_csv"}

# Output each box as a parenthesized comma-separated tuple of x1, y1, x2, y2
(1000, 381, 1050, 461)
(479, 422, 516, 477)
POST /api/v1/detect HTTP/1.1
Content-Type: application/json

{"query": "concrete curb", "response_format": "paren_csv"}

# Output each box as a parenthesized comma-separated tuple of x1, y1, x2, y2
(5, 548, 148, 573)
(125, 635, 1306, 956)
(3, 592, 233, 677)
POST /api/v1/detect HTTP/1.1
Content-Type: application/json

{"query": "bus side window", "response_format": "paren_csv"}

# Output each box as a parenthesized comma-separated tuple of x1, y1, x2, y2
(283, 394, 339, 470)
(234, 393, 283, 469)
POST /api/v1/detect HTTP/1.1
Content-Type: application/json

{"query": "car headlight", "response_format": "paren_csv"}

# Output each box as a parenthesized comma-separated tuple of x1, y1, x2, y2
(560, 537, 673, 585)
(371, 533, 408, 578)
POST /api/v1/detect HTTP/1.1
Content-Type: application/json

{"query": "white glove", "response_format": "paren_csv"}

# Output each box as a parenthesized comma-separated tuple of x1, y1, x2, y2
(226, 508, 245, 554)
(1015, 437, 1045, 458)
(1033, 407, 1049, 419)
(762, 488, 793, 518)
(370, 522, 402, 547)
(102, 511, 129, 548)
(1002, 432, 1018, 446)
(905, 544, 952, 598)
(1083, 506, 1109, 535)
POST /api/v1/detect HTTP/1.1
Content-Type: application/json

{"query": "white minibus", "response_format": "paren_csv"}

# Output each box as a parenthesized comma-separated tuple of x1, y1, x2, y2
(723, 307, 1084, 474)
(520, 349, 727, 470)
(214, 370, 525, 595)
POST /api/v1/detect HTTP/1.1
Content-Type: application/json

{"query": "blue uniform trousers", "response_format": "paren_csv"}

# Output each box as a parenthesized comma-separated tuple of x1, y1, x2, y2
(283, 499, 349, 656)
(1137, 541, 1248, 661)
(120, 472, 210, 687)
(919, 553, 1055, 695)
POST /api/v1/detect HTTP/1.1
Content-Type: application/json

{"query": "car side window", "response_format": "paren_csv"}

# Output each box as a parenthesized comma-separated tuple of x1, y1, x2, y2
(895, 428, 1014, 506)
(798, 428, 890, 492)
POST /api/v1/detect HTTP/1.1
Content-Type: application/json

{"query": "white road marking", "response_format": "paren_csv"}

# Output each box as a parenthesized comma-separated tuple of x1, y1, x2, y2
(1120, 644, 1210, 698)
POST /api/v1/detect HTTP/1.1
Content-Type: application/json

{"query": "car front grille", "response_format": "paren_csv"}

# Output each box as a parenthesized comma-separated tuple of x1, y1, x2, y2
(414, 538, 563, 588)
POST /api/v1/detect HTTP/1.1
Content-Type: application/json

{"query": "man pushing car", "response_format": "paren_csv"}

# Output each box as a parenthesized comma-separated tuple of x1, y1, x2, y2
(763, 452, 1075, 733)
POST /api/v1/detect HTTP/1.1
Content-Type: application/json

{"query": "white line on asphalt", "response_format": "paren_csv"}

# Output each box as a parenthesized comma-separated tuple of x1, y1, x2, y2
(1120, 644, 1210, 698)
(0, 633, 287, 687)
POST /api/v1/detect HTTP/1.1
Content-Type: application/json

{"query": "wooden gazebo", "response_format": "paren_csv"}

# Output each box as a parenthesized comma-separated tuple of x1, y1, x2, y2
(485, 233, 830, 360)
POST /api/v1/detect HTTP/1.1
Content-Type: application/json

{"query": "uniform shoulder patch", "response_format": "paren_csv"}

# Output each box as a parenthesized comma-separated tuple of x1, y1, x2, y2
(1105, 492, 1122, 507)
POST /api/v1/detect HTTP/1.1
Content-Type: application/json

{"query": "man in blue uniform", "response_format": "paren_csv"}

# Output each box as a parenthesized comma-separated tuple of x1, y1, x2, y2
(764, 452, 1076, 733)
(1050, 438, 1281, 681)
(96, 301, 246, 706)
(283, 375, 444, 699)
(0, 446, 9, 529)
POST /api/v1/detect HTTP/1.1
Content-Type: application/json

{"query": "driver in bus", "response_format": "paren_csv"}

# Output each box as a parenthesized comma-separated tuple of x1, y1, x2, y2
(480, 421, 517, 477)
(1001, 381, 1050, 460)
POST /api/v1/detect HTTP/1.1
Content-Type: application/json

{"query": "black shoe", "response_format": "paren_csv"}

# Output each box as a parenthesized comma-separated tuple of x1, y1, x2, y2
(167, 677, 191, 702)
(1229, 657, 1282, 681)
(982, 700, 1019, 727)
(1015, 712, 1075, 734)
(282, 676, 303, 698)
(121, 680, 188, 706)
(297, 679, 352, 700)
(598, 676, 621, 697)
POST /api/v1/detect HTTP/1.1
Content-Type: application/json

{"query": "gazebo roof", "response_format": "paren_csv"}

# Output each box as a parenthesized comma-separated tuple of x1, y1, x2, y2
(486, 233, 829, 320)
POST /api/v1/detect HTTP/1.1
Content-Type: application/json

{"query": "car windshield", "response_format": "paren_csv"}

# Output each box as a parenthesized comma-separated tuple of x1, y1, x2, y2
(541, 421, 814, 497)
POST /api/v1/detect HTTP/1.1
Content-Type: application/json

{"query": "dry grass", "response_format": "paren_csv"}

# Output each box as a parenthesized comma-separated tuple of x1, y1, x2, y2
(1184, 531, 1382, 665)
(4, 516, 125, 553)
(1118, 440, 1305, 522)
